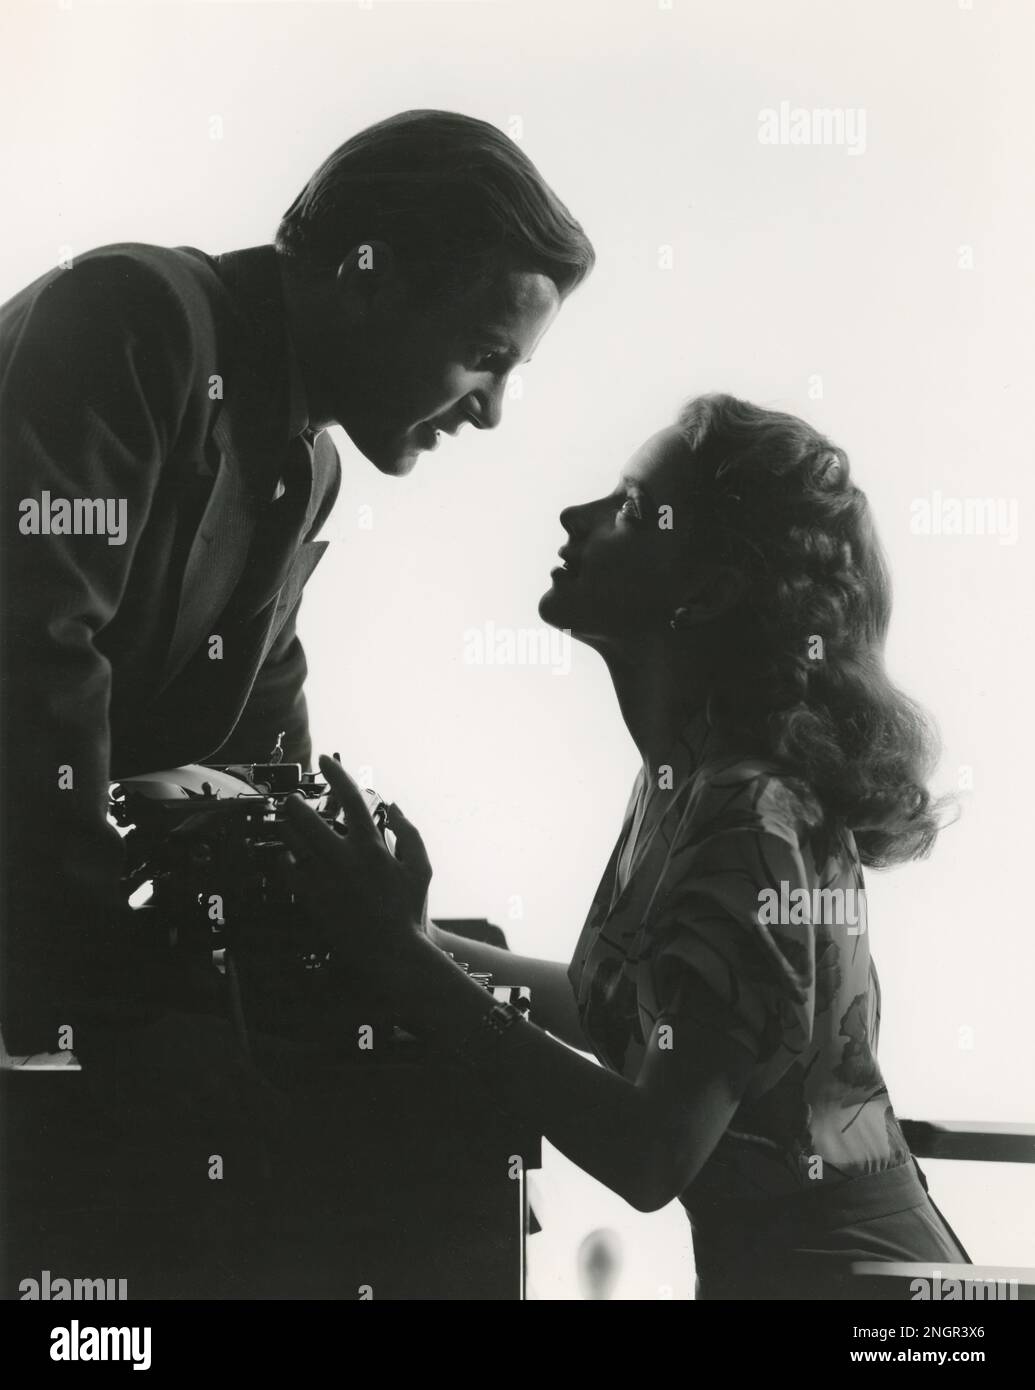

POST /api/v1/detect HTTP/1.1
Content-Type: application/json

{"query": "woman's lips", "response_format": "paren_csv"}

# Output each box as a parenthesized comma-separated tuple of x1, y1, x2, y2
(553, 547, 580, 580)
(418, 422, 441, 450)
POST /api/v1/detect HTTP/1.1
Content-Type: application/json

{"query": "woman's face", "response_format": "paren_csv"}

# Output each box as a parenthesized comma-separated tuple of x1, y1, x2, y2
(539, 426, 699, 645)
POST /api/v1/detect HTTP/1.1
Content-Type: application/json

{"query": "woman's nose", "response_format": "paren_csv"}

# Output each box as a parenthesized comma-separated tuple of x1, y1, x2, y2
(559, 500, 591, 536)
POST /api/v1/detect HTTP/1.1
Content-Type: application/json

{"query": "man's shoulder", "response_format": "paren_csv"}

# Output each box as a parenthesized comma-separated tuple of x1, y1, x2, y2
(2, 242, 233, 340)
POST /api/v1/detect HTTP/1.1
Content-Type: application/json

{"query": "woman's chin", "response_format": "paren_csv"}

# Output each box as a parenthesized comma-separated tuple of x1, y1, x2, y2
(538, 585, 568, 628)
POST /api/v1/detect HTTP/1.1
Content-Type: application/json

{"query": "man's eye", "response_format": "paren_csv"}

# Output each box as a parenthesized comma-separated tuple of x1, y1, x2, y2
(472, 348, 509, 372)
(617, 496, 641, 521)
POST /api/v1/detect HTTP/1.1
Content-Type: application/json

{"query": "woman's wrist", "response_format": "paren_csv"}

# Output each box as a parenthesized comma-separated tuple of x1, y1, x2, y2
(396, 934, 505, 1044)
(387, 925, 432, 1009)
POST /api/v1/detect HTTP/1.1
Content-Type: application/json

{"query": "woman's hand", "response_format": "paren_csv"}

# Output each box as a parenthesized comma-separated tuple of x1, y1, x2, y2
(281, 755, 432, 990)
(386, 797, 434, 933)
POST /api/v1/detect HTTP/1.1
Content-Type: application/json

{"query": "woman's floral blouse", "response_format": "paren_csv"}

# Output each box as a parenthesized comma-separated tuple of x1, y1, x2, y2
(568, 709, 914, 1213)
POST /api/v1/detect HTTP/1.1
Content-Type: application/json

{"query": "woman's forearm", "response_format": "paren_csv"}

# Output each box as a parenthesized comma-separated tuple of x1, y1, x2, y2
(401, 934, 672, 1212)
(426, 924, 590, 1052)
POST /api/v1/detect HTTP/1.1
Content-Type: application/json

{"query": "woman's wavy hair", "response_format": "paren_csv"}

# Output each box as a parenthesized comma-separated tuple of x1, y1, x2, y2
(676, 393, 952, 868)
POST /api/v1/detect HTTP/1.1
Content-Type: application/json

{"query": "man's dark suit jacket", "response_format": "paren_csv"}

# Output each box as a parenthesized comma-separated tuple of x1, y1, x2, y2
(0, 243, 342, 1054)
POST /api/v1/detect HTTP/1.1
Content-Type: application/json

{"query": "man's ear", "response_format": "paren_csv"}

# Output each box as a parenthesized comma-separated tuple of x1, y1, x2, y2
(674, 566, 749, 625)
(334, 240, 402, 316)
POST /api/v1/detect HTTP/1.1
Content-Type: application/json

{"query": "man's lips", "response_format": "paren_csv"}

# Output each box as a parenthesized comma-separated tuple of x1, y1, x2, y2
(419, 412, 477, 449)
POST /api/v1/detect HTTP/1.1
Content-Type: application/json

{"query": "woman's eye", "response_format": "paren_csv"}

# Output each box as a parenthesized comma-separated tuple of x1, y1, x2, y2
(617, 496, 641, 521)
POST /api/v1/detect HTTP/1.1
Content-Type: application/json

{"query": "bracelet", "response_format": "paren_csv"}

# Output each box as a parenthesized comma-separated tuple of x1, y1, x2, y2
(481, 1000, 525, 1036)
(457, 999, 527, 1073)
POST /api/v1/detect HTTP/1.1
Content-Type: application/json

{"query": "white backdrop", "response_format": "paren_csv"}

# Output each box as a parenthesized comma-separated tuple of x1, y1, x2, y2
(5, 0, 1033, 1299)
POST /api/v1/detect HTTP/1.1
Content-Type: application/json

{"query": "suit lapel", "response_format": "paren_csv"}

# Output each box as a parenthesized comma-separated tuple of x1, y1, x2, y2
(160, 247, 302, 687)
(248, 431, 339, 669)
(252, 539, 329, 672)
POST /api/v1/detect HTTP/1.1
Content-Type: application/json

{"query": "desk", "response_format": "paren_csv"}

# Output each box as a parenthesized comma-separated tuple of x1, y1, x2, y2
(2, 1050, 541, 1301)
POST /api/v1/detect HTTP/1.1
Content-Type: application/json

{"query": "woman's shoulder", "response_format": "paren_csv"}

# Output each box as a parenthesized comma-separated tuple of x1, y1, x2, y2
(683, 753, 831, 851)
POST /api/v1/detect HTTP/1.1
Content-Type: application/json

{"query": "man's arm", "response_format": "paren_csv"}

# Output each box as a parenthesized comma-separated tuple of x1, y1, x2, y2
(0, 254, 195, 1054)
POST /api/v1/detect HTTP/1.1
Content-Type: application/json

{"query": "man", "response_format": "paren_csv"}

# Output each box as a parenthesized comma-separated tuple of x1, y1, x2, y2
(0, 110, 593, 1293)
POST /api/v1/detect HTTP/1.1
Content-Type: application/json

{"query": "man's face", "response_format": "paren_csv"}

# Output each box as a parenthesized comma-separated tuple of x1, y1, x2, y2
(326, 269, 562, 475)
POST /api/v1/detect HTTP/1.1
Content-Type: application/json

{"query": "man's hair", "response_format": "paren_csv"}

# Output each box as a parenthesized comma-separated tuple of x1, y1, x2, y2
(276, 109, 594, 300)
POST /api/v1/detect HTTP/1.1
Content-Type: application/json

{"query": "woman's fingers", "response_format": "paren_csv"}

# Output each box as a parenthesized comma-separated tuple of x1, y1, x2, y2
(387, 804, 432, 885)
(282, 792, 353, 865)
(316, 754, 381, 846)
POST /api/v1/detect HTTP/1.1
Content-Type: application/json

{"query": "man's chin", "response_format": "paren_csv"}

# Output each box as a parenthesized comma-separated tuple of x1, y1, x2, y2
(360, 437, 421, 476)
(373, 450, 420, 477)
(342, 420, 423, 476)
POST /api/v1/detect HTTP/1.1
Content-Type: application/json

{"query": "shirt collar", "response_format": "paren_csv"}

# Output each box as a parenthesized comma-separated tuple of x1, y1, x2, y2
(210, 244, 311, 450)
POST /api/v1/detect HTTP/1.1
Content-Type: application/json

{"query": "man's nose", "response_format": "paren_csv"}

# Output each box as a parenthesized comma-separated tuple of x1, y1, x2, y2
(471, 377, 505, 431)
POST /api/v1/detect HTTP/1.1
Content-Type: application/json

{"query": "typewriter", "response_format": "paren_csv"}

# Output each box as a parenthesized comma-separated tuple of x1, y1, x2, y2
(109, 748, 528, 1057)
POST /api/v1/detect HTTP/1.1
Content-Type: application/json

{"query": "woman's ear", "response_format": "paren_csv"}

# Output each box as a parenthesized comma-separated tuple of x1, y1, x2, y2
(671, 566, 748, 628)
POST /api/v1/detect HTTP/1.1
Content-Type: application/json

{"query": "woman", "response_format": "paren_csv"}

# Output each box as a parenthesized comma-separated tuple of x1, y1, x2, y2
(284, 393, 969, 1300)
